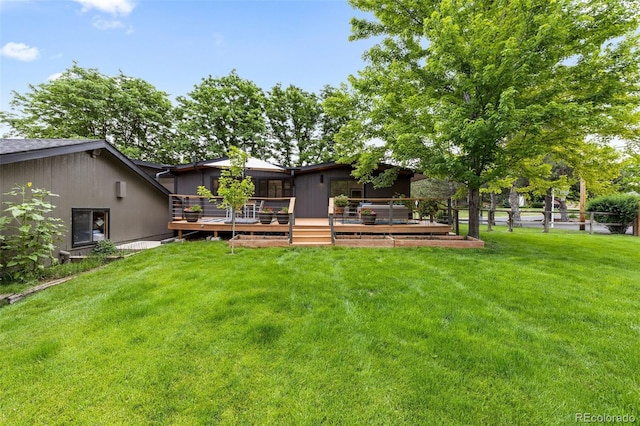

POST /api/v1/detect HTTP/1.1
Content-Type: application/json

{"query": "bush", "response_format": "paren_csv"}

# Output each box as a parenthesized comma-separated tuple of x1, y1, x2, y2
(1, 183, 66, 283)
(92, 240, 120, 256)
(587, 194, 640, 234)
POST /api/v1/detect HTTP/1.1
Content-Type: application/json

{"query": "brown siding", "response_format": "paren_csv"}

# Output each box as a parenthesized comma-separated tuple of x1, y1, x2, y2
(1, 150, 171, 254)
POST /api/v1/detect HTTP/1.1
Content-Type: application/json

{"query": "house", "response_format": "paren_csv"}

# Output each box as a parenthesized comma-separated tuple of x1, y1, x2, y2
(169, 159, 413, 218)
(0, 139, 172, 256)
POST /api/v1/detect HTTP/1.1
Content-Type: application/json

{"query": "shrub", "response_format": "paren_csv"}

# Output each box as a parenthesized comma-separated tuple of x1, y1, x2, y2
(92, 240, 119, 256)
(587, 194, 640, 234)
(334, 195, 349, 208)
(1, 183, 66, 283)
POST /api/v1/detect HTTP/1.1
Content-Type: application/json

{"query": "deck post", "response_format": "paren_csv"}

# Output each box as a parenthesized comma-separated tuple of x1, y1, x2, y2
(329, 215, 335, 245)
(288, 220, 293, 244)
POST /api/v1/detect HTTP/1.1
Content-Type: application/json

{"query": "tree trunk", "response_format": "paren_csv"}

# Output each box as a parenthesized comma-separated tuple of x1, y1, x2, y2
(231, 207, 236, 254)
(489, 192, 497, 226)
(467, 187, 481, 239)
(544, 189, 553, 233)
(559, 197, 569, 222)
(509, 184, 521, 227)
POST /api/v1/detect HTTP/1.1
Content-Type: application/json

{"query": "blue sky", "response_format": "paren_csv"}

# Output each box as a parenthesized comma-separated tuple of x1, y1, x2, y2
(0, 0, 377, 114)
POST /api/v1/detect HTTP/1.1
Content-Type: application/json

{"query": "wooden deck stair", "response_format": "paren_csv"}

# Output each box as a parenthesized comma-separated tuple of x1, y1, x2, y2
(291, 226, 333, 246)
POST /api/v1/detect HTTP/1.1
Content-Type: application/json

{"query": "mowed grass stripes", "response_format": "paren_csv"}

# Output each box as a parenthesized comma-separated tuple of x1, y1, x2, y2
(1, 228, 639, 425)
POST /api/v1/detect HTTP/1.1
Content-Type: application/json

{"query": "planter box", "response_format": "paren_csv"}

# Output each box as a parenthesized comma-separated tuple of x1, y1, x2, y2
(231, 235, 290, 248)
(392, 235, 484, 248)
(335, 235, 394, 248)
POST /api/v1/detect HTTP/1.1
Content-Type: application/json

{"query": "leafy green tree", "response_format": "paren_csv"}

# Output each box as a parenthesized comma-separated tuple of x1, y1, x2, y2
(197, 147, 255, 254)
(176, 70, 267, 161)
(0, 63, 176, 163)
(265, 84, 323, 167)
(330, 0, 640, 238)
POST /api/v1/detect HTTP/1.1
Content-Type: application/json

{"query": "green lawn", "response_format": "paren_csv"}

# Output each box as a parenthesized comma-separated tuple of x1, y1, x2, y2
(1, 229, 639, 424)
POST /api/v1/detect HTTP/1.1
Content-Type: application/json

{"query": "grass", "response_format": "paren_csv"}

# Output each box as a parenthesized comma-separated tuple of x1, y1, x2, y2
(1, 228, 639, 424)
(0, 256, 113, 294)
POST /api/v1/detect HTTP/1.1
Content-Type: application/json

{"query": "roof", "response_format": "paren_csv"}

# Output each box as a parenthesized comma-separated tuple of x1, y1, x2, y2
(0, 138, 104, 156)
(296, 161, 414, 176)
(204, 157, 286, 172)
(0, 138, 170, 196)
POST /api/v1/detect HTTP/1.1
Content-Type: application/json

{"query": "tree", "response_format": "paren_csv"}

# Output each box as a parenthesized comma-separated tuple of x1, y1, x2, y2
(175, 70, 268, 161)
(265, 84, 322, 167)
(330, 0, 640, 238)
(197, 147, 254, 254)
(0, 63, 176, 163)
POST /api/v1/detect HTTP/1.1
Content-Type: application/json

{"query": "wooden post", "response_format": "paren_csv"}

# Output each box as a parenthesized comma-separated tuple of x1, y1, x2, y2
(589, 211, 594, 234)
(579, 179, 586, 231)
(507, 211, 513, 232)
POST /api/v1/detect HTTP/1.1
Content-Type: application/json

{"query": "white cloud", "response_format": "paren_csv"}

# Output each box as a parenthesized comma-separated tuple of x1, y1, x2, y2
(47, 73, 63, 82)
(92, 16, 125, 30)
(0, 42, 39, 61)
(74, 0, 135, 16)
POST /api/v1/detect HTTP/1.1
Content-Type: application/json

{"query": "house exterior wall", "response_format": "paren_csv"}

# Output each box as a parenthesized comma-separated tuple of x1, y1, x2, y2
(171, 164, 412, 219)
(174, 169, 292, 195)
(1, 150, 171, 255)
(294, 167, 413, 218)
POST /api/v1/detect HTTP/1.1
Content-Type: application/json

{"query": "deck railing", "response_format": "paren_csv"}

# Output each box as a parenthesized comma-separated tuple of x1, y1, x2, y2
(170, 194, 295, 224)
(328, 196, 453, 225)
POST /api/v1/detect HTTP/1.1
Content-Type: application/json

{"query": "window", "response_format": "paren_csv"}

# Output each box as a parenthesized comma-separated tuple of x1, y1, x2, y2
(72, 209, 109, 247)
(257, 179, 292, 197)
(330, 179, 363, 199)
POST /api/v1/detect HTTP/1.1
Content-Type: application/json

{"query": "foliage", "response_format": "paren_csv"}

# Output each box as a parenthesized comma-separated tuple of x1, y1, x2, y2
(260, 207, 274, 214)
(333, 194, 349, 207)
(0, 63, 176, 163)
(176, 70, 268, 161)
(360, 208, 376, 216)
(278, 207, 289, 214)
(1, 232, 640, 423)
(265, 84, 323, 167)
(330, 0, 640, 239)
(184, 205, 203, 213)
(417, 199, 441, 220)
(586, 194, 640, 234)
(197, 146, 255, 253)
(0, 183, 66, 283)
(91, 240, 120, 257)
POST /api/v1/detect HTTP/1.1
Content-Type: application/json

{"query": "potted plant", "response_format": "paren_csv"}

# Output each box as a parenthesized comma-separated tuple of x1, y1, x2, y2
(276, 207, 290, 224)
(259, 207, 274, 224)
(334, 194, 349, 215)
(184, 204, 203, 222)
(360, 208, 377, 225)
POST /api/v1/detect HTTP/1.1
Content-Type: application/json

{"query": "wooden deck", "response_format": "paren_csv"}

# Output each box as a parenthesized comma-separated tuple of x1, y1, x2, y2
(168, 217, 453, 240)
(167, 195, 484, 248)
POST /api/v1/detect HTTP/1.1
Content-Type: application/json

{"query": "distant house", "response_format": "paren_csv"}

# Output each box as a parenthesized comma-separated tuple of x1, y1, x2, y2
(0, 139, 172, 255)
(170, 159, 413, 218)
